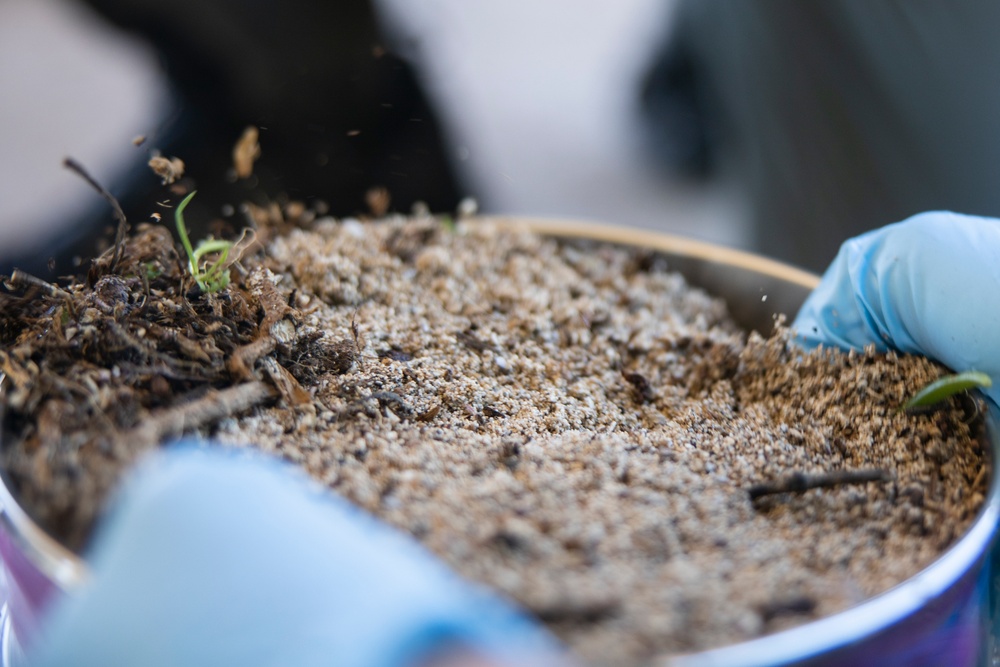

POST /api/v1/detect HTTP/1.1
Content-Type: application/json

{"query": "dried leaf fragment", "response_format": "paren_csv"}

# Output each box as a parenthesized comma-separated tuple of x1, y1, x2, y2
(148, 156, 185, 185)
(261, 357, 314, 411)
(233, 126, 261, 179)
(365, 186, 391, 217)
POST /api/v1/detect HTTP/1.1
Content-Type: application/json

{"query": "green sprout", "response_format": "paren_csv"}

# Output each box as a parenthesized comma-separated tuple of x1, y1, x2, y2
(175, 191, 233, 293)
(439, 215, 456, 234)
(902, 370, 992, 413)
(142, 262, 162, 281)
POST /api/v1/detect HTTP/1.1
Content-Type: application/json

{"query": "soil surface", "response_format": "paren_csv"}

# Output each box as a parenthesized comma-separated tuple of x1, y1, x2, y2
(0, 209, 989, 666)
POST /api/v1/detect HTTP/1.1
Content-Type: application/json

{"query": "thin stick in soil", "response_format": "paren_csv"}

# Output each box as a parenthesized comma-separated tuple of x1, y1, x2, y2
(747, 468, 892, 501)
(4, 269, 74, 304)
(115, 381, 277, 452)
(63, 157, 129, 273)
(228, 336, 277, 381)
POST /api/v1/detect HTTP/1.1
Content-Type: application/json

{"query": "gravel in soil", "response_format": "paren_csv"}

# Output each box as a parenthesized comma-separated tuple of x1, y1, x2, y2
(0, 212, 989, 666)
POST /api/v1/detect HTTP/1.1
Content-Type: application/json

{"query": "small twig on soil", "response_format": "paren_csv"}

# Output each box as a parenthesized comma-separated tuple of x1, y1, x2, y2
(534, 599, 620, 624)
(63, 157, 128, 273)
(758, 595, 816, 622)
(228, 336, 277, 381)
(256, 277, 293, 333)
(105, 320, 216, 378)
(115, 381, 277, 452)
(5, 269, 74, 305)
(261, 357, 313, 412)
(351, 309, 366, 370)
(747, 468, 891, 501)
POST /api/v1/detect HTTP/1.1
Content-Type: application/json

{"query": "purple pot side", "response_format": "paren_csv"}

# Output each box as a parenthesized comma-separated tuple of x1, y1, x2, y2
(0, 525, 58, 653)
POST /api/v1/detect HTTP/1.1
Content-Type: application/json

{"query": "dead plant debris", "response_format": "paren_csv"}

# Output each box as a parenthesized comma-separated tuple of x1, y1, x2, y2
(0, 206, 351, 548)
(148, 155, 186, 185)
(232, 126, 261, 180)
(365, 185, 391, 217)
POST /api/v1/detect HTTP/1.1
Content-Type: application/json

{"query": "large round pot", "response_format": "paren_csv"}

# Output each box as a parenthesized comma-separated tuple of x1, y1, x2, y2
(0, 219, 996, 666)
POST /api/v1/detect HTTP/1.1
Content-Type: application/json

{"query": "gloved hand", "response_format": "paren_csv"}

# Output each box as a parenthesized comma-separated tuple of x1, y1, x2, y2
(792, 211, 1000, 406)
(29, 443, 572, 667)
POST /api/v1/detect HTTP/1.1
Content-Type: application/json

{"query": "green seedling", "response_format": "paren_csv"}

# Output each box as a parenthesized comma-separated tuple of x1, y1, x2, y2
(902, 370, 992, 413)
(175, 191, 233, 293)
(142, 262, 162, 281)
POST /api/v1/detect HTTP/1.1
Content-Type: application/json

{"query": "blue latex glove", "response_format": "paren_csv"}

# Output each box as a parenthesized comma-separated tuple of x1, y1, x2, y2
(29, 444, 571, 667)
(793, 211, 1000, 406)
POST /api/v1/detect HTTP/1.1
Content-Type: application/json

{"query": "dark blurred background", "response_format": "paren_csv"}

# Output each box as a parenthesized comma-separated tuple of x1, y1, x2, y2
(5, 0, 1000, 277)
(0, 0, 742, 277)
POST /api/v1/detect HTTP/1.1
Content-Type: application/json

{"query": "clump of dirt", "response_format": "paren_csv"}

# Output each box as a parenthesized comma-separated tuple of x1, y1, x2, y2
(0, 205, 990, 666)
(0, 208, 351, 548)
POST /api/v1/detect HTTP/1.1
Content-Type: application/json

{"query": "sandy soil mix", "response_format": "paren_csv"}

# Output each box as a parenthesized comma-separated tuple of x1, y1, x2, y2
(0, 212, 989, 666)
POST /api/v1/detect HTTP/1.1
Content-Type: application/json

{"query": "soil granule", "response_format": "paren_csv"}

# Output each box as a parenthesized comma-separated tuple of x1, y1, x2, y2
(0, 214, 989, 666)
